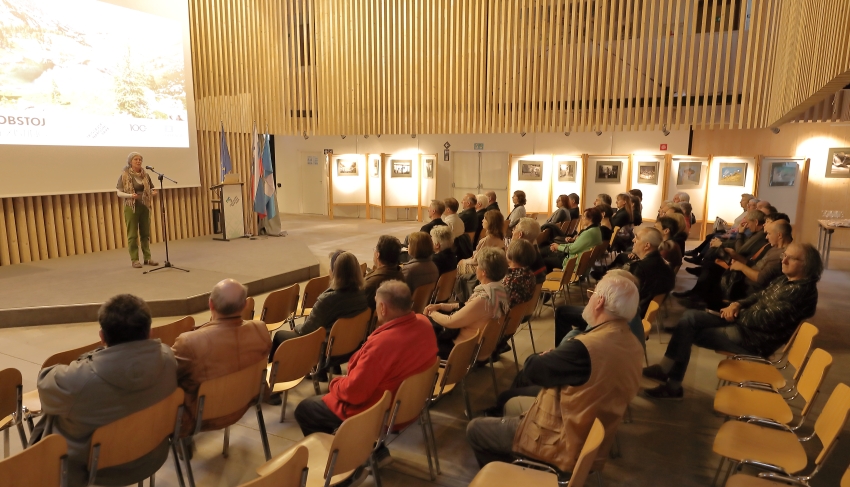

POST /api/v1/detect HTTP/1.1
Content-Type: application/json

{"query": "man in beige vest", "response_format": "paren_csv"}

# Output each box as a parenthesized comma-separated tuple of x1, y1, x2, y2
(466, 275, 644, 471)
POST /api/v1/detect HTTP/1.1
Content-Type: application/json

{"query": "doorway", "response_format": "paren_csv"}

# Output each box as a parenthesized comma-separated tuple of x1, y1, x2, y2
(300, 151, 327, 215)
(452, 151, 509, 213)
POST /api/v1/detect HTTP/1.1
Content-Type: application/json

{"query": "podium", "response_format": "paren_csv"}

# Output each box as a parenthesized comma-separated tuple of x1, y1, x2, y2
(211, 173, 246, 241)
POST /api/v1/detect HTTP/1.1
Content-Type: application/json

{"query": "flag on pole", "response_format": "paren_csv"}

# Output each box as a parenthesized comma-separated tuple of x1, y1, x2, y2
(252, 124, 268, 218)
(261, 133, 277, 219)
(219, 122, 232, 181)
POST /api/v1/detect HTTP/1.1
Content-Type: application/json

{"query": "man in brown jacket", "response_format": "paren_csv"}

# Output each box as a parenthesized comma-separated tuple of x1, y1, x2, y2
(466, 274, 644, 471)
(172, 279, 272, 437)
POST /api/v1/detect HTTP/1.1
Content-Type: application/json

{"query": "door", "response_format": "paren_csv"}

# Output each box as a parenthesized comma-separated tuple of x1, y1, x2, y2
(452, 152, 480, 202)
(300, 151, 327, 215)
(452, 151, 510, 214)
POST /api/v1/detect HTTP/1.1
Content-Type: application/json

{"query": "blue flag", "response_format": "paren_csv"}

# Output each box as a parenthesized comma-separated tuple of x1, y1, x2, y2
(252, 128, 268, 217)
(261, 134, 277, 218)
(219, 122, 232, 181)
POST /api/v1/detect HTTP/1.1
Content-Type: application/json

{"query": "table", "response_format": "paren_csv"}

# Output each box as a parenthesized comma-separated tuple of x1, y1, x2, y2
(816, 219, 850, 269)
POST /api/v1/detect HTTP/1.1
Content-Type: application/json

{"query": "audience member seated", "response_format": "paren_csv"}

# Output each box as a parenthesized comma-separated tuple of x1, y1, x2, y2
(765, 212, 790, 225)
(511, 217, 547, 284)
(629, 188, 643, 227)
(596, 203, 614, 243)
(35, 294, 177, 487)
(756, 200, 771, 214)
(364, 235, 405, 309)
(294, 280, 438, 466)
(458, 210, 506, 274)
(473, 193, 488, 244)
(680, 202, 694, 231)
(673, 192, 696, 226)
(658, 240, 683, 269)
(543, 207, 603, 273)
(594, 193, 612, 206)
(485, 191, 500, 213)
(540, 194, 571, 241)
(173, 279, 272, 432)
(611, 193, 635, 252)
(402, 232, 440, 293)
(502, 239, 537, 307)
(685, 193, 754, 258)
(655, 216, 685, 262)
(506, 190, 527, 231)
(442, 197, 465, 239)
(718, 220, 791, 303)
(459, 193, 478, 233)
(419, 199, 448, 237)
(271, 251, 368, 355)
(567, 193, 581, 221)
(430, 225, 458, 275)
(426, 247, 509, 359)
(466, 274, 643, 469)
(644, 242, 821, 399)
(666, 211, 689, 249)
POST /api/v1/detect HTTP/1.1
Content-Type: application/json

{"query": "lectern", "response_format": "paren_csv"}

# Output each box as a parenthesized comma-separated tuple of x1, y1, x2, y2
(210, 173, 245, 241)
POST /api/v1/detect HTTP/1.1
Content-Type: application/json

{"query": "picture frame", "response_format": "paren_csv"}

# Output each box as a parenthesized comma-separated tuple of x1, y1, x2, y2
(718, 162, 747, 186)
(676, 161, 702, 186)
(825, 147, 850, 178)
(336, 159, 358, 177)
(637, 161, 659, 185)
(594, 160, 622, 183)
(423, 158, 434, 179)
(391, 160, 412, 178)
(557, 160, 576, 182)
(371, 158, 379, 177)
(769, 162, 798, 187)
(518, 160, 543, 181)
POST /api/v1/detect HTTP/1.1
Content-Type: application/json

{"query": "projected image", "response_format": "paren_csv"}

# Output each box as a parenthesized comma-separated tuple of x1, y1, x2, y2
(0, 0, 189, 147)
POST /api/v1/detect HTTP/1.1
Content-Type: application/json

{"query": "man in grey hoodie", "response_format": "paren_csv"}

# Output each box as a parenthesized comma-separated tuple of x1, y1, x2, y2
(36, 294, 177, 487)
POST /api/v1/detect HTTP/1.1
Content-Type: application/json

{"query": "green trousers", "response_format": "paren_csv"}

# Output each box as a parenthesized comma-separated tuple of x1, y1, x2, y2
(124, 204, 152, 262)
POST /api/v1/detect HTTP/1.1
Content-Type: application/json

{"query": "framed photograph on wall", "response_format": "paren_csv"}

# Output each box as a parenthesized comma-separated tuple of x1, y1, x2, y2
(637, 161, 659, 185)
(391, 160, 412, 178)
(718, 162, 747, 186)
(371, 158, 379, 177)
(825, 147, 850, 178)
(676, 161, 702, 186)
(557, 161, 576, 182)
(595, 161, 622, 183)
(518, 160, 543, 181)
(423, 158, 434, 179)
(769, 162, 797, 187)
(337, 159, 358, 176)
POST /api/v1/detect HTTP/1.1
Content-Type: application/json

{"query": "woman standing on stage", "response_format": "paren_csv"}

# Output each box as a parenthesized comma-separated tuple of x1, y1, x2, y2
(116, 152, 158, 268)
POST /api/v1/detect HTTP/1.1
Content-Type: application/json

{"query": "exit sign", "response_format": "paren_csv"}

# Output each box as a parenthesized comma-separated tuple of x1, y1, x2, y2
(660, 144, 668, 151)
(474, 143, 484, 150)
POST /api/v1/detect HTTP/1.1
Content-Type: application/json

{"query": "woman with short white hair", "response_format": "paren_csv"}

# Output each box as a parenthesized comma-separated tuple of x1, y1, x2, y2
(116, 152, 158, 268)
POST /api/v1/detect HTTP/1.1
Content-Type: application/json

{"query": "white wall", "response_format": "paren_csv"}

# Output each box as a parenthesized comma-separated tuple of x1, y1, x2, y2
(706, 156, 757, 224)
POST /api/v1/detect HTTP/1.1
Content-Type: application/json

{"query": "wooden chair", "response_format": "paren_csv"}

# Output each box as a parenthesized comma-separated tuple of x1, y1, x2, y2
(242, 297, 256, 320)
(0, 434, 67, 487)
(711, 382, 850, 487)
(519, 282, 543, 353)
(0, 369, 26, 458)
(469, 418, 605, 487)
(644, 299, 662, 343)
(535, 228, 551, 245)
(240, 445, 308, 487)
(87, 388, 186, 487)
(432, 331, 481, 420)
(383, 359, 441, 480)
(714, 349, 832, 430)
(268, 328, 326, 422)
(295, 275, 331, 322)
(541, 256, 579, 314)
(498, 300, 534, 373)
(476, 318, 507, 400)
(716, 322, 818, 391)
(412, 282, 437, 314)
(431, 270, 457, 304)
(360, 262, 367, 276)
(315, 310, 372, 393)
(150, 316, 195, 347)
(256, 391, 392, 487)
(183, 360, 272, 487)
(606, 225, 620, 260)
(261, 283, 301, 333)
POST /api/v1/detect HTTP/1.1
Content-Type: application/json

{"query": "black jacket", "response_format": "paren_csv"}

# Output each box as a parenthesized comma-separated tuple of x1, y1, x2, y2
(459, 208, 477, 232)
(629, 250, 676, 316)
(432, 249, 458, 275)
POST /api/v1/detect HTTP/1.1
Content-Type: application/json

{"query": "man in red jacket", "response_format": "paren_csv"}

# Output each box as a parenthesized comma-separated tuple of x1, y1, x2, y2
(294, 279, 439, 454)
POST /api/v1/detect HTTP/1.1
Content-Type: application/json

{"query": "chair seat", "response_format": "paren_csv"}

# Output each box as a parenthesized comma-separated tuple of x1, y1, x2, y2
(271, 377, 306, 394)
(0, 414, 12, 430)
(266, 322, 283, 333)
(717, 360, 788, 389)
(541, 281, 561, 293)
(22, 389, 41, 415)
(257, 433, 357, 487)
(714, 387, 794, 424)
(725, 473, 793, 487)
(431, 367, 457, 399)
(713, 421, 807, 474)
(545, 271, 562, 281)
(468, 461, 559, 487)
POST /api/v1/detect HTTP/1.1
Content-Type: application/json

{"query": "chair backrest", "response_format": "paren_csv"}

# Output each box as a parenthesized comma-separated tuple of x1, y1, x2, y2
(325, 391, 392, 480)
(412, 282, 436, 314)
(502, 300, 533, 338)
(89, 388, 184, 471)
(149, 316, 195, 347)
(326, 309, 373, 360)
(262, 283, 301, 325)
(476, 318, 505, 361)
(300, 275, 331, 314)
(568, 219, 580, 234)
(609, 226, 620, 247)
(432, 270, 458, 303)
(567, 418, 605, 487)
(796, 349, 833, 418)
(559, 256, 578, 286)
(644, 299, 660, 323)
(0, 368, 21, 420)
(588, 244, 607, 266)
(42, 340, 102, 369)
(390, 358, 440, 429)
(535, 228, 551, 245)
(528, 212, 538, 220)
(242, 445, 308, 487)
(438, 331, 480, 393)
(196, 359, 266, 429)
(813, 383, 850, 466)
(0, 434, 67, 487)
(360, 262, 368, 276)
(501, 220, 509, 237)
(787, 322, 819, 379)
(270, 328, 326, 385)
(242, 297, 256, 320)
(642, 319, 651, 340)
(572, 251, 594, 283)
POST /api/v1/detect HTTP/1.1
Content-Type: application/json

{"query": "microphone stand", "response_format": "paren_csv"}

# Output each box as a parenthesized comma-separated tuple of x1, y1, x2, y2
(143, 167, 189, 274)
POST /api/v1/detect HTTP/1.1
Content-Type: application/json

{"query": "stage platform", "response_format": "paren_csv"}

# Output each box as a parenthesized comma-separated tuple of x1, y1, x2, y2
(0, 234, 319, 328)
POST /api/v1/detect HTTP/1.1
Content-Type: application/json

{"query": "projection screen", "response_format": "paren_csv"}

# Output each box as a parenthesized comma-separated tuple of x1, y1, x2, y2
(0, 0, 200, 196)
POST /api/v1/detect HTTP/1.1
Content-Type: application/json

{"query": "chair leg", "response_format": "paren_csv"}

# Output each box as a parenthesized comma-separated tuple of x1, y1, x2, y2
(280, 390, 289, 423)
(527, 321, 537, 354)
(596, 471, 603, 486)
(424, 407, 441, 475)
(3, 428, 8, 458)
(150, 473, 155, 487)
(312, 373, 321, 395)
(488, 358, 498, 397)
(222, 426, 230, 458)
(369, 453, 383, 487)
(711, 457, 726, 487)
(16, 421, 26, 450)
(608, 432, 621, 459)
(256, 402, 272, 461)
(419, 412, 436, 481)
(181, 438, 196, 487)
(461, 378, 473, 419)
(170, 440, 187, 487)
(510, 337, 520, 373)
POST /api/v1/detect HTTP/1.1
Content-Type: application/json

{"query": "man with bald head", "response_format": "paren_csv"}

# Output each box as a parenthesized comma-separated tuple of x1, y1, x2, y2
(172, 278, 272, 437)
(485, 191, 500, 213)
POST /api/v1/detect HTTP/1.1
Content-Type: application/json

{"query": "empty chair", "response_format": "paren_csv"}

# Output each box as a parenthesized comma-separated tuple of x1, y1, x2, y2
(268, 328, 326, 422)
(411, 282, 437, 314)
(314, 309, 372, 393)
(257, 391, 392, 487)
(476, 318, 506, 399)
(242, 297, 256, 320)
(432, 330, 481, 421)
(261, 283, 301, 333)
(0, 368, 26, 457)
(239, 445, 308, 487)
(0, 434, 67, 487)
(295, 276, 331, 321)
(498, 300, 534, 373)
(431, 269, 457, 304)
(540, 256, 579, 313)
(644, 299, 662, 343)
(519, 283, 543, 353)
(149, 316, 195, 347)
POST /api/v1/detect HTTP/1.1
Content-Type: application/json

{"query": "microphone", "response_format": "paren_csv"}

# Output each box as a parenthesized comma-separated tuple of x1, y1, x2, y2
(145, 165, 155, 170)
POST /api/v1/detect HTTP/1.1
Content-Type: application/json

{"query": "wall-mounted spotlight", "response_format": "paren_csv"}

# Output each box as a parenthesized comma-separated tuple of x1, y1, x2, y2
(770, 127, 780, 134)
(564, 132, 570, 136)
(520, 132, 527, 137)
(341, 135, 347, 139)
(363, 134, 369, 139)
(595, 130, 602, 136)
(377, 134, 382, 138)
(302, 131, 308, 140)
(411, 133, 416, 138)
(662, 124, 670, 136)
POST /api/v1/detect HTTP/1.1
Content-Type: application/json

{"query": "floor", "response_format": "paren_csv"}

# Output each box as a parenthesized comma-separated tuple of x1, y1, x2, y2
(2, 213, 849, 486)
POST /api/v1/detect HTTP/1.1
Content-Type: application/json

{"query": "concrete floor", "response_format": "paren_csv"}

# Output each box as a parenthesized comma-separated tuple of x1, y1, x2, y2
(1, 213, 849, 486)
